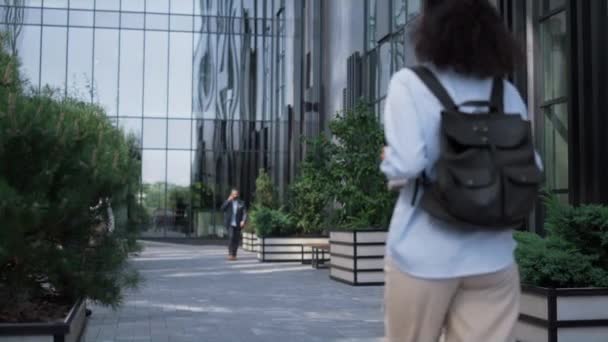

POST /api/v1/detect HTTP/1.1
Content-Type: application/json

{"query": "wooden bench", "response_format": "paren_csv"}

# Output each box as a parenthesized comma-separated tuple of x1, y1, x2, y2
(301, 243, 330, 269)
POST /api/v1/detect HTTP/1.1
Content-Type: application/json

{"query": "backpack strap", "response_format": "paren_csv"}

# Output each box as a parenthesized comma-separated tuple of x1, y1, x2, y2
(409, 66, 457, 110)
(490, 77, 504, 113)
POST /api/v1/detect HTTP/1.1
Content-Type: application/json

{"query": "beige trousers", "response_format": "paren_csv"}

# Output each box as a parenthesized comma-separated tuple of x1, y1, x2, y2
(384, 259, 520, 342)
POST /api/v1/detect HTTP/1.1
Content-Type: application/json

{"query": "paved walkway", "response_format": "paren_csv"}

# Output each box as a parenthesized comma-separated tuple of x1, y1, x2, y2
(83, 241, 384, 342)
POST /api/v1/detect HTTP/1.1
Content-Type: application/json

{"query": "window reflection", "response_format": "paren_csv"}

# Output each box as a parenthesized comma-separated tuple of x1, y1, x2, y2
(147, 0, 169, 13)
(541, 12, 567, 101)
(40, 26, 67, 92)
(69, 0, 94, 10)
(69, 9, 93, 27)
(42, 0, 67, 9)
(168, 120, 192, 149)
(121, 0, 144, 12)
(119, 30, 144, 116)
(119, 117, 143, 145)
(143, 119, 167, 149)
(43, 8, 67, 25)
(94, 29, 119, 116)
(169, 32, 193, 118)
(67, 28, 93, 100)
(17, 25, 41, 89)
(144, 31, 169, 117)
(95, 0, 119, 11)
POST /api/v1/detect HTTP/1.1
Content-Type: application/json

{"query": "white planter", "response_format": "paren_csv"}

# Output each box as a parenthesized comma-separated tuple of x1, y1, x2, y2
(516, 286, 608, 342)
(242, 231, 259, 252)
(257, 236, 329, 262)
(0, 300, 87, 342)
(329, 230, 387, 286)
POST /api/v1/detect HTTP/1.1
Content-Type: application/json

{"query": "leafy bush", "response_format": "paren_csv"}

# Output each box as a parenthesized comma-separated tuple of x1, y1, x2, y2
(288, 136, 333, 235)
(250, 206, 296, 237)
(253, 169, 276, 209)
(328, 102, 395, 230)
(0, 35, 141, 318)
(515, 196, 608, 288)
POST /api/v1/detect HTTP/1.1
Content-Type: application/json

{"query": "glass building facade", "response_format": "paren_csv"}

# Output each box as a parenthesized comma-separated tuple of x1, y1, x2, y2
(2, 0, 291, 238)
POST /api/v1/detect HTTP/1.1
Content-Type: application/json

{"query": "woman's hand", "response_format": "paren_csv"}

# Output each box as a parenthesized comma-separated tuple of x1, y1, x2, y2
(381, 146, 387, 161)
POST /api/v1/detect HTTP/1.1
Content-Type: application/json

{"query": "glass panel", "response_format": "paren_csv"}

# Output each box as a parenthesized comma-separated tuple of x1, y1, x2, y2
(170, 14, 193, 32)
(144, 31, 169, 117)
(69, 0, 94, 10)
(119, 30, 144, 116)
(142, 150, 167, 215)
(170, 0, 193, 14)
(121, 0, 144, 12)
(143, 118, 167, 148)
(95, 10, 120, 28)
(543, 103, 569, 195)
(377, 42, 391, 99)
(367, 0, 376, 50)
(407, 0, 422, 21)
(168, 119, 192, 149)
(25, 0, 43, 6)
(69, 9, 93, 27)
(392, 33, 405, 71)
(43, 8, 67, 25)
(541, 12, 567, 101)
(17, 25, 41, 89)
(40, 26, 67, 92)
(146, 13, 169, 30)
(146, 0, 169, 13)
(168, 32, 193, 118)
(167, 151, 192, 237)
(96, 0, 119, 11)
(119, 117, 143, 145)
(24, 8, 43, 25)
(93, 29, 119, 116)
(43, 0, 68, 8)
(67, 28, 93, 101)
(393, 0, 405, 30)
(541, 0, 566, 14)
(121, 12, 144, 29)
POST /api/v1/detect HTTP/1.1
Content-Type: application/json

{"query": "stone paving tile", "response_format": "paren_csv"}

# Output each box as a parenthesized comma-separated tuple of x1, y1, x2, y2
(82, 241, 384, 341)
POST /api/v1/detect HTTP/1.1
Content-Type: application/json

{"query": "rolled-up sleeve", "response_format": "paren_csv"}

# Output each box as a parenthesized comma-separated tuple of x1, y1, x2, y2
(380, 72, 428, 181)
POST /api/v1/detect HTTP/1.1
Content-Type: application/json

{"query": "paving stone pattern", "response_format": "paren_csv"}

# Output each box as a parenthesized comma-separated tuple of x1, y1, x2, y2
(83, 241, 385, 342)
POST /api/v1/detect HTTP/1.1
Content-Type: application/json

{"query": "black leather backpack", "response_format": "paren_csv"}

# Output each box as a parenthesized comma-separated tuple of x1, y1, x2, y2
(410, 66, 542, 230)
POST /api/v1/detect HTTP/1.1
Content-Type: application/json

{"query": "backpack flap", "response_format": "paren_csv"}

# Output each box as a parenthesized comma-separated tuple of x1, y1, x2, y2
(442, 111, 529, 148)
(502, 165, 543, 219)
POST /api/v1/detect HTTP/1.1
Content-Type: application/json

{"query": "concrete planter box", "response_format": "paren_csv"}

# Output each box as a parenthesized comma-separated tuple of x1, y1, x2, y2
(242, 231, 259, 252)
(0, 300, 87, 342)
(516, 285, 608, 342)
(257, 236, 329, 262)
(329, 230, 387, 286)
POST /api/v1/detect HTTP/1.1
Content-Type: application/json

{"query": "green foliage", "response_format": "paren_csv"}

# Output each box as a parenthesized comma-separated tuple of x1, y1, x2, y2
(250, 206, 296, 237)
(328, 102, 395, 230)
(0, 37, 140, 312)
(253, 169, 276, 209)
(288, 136, 333, 235)
(515, 196, 608, 288)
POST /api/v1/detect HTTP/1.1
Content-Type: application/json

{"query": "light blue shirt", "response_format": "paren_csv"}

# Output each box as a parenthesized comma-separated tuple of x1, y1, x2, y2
(380, 65, 537, 279)
(231, 201, 238, 227)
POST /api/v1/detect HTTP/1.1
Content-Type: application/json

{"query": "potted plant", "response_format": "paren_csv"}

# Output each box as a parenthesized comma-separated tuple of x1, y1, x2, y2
(0, 38, 141, 341)
(514, 196, 608, 342)
(327, 103, 396, 286)
(250, 168, 328, 262)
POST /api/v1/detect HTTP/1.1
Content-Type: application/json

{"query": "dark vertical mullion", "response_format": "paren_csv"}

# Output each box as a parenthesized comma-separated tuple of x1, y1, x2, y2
(115, 0, 122, 123)
(565, 0, 575, 205)
(165, 2, 171, 236)
(90, 0, 96, 103)
(64, 0, 70, 98)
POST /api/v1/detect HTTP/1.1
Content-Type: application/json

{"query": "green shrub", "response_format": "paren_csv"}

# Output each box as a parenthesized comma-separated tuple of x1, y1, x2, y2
(253, 169, 276, 209)
(328, 102, 396, 230)
(288, 136, 333, 235)
(250, 207, 296, 237)
(0, 36, 141, 316)
(515, 196, 608, 288)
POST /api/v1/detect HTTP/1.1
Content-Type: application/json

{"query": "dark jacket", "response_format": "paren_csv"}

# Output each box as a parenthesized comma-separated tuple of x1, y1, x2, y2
(221, 199, 247, 228)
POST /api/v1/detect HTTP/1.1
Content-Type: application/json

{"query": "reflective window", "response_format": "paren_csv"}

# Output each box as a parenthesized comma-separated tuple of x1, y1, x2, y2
(170, 14, 193, 32)
(69, 9, 93, 27)
(146, 0, 169, 13)
(119, 117, 143, 145)
(170, 0, 193, 14)
(377, 42, 391, 99)
(541, 12, 567, 101)
(96, 0, 119, 11)
(167, 151, 191, 186)
(143, 118, 167, 148)
(144, 31, 168, 117)
(43, 8, 67, 25)
(40, 26, 67, 92)
(119, 30, 144, 116)
(93, 29, 119, 116)
(120, 12, 144, 30)
(146, 13, 169, 30)
(42, 0, 68, 8)
(169, 32, 193, 118)
(95, 11, 120, 28)
(541, 0, 566, 14)
(393, 0, 406, 29)
(121, 0, 144, 12)
(25, 0, 44, 6)
(24, 8, 43, 25)
(67, 28, 93, 100)
(17, 25, 41, 89)
(407, 0, 421, 21)
(168, 120, 192, 149)
(142, 150, 167, 192)
(69, 0, 94, 10)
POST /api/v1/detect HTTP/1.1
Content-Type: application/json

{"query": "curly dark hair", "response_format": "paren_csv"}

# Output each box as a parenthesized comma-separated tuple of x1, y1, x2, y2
(413, 0, 523, 77)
